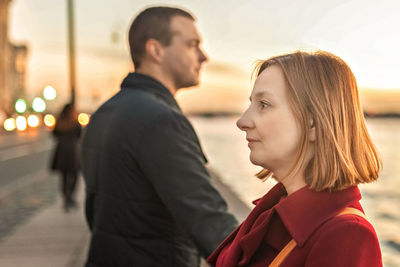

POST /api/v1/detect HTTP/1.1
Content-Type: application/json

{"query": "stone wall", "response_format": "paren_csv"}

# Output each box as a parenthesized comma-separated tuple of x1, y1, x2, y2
(0, 0, 27, 115)
(0, 0, 11, 113)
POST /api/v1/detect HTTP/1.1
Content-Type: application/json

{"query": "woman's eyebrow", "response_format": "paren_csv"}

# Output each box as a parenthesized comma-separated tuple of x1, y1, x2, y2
(250, 90, 274, 101)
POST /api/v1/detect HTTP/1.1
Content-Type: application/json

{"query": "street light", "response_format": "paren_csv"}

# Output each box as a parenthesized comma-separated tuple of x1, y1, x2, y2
(27, 114, 40, 127)
(78, 113, 90, 126)
(43, 85, 57, 101)
(32, 97, 46, 113)
(15, 99, 27, 113)
(4, 118, 16, 131)
(16, 116, 27, 131)
(44, 114, 56, 127)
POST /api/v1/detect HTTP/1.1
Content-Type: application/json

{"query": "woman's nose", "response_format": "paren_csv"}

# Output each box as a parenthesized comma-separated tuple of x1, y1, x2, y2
(236, 110, 252, 131)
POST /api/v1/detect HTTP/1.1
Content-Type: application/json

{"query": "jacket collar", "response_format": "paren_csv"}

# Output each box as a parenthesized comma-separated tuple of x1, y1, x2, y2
(120, 72, 181, 111)
(207, 183, 361, 266)
(274, 183, 361, 246)
(207, 184, 287, 265)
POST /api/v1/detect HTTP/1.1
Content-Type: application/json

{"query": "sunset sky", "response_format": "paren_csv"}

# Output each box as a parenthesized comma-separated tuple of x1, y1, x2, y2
(8, 0, 400, 113)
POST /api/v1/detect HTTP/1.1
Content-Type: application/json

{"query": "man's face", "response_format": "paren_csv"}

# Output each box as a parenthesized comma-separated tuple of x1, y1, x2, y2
(161, 16, 207, 90)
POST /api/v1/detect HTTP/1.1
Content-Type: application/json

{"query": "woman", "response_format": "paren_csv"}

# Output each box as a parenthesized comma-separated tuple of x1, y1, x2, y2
(51, 103, 82, 211)
(207, 51, 382, 266)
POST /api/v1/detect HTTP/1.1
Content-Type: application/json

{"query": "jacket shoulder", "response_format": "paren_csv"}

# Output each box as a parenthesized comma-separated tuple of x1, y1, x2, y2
(91, 89, 182, 130)
(318, 212, 378, 239)
(111, 89, 172, 115)
(304, 213, 382, 266)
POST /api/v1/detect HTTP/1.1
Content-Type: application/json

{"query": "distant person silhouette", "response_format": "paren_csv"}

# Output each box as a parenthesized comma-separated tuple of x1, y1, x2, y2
(81, 6, 238, 267)
(51, 103, 81, 211)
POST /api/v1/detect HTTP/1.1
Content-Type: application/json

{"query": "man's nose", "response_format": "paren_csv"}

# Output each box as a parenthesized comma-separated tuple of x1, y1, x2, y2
(198, 48, 208, 63)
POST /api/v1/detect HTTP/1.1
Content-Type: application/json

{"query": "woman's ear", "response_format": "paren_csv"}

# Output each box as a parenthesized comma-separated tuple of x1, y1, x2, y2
(309, 118, 316, 142)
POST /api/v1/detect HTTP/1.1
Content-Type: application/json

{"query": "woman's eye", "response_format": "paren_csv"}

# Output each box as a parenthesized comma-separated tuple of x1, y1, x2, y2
(259, 101, 269, 109)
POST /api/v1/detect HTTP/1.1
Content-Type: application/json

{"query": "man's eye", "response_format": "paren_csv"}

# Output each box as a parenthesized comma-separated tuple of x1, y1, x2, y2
(188, 41, 199, 48)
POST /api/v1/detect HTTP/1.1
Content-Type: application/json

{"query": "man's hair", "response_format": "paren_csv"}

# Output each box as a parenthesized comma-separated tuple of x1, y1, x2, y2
(128, 6, 195, 68)
(253, 51, 381, 192)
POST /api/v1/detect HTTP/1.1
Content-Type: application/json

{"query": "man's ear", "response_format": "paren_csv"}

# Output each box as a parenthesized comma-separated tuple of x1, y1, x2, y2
(145, 39, 164, 64)
(309, 118, 316, 142)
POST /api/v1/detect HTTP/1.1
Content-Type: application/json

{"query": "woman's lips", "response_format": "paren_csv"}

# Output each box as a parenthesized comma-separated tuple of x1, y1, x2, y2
(246, 138, 260, 148)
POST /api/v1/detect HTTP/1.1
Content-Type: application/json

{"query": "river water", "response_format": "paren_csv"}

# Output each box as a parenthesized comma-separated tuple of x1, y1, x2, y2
(189, 116, 400, 267)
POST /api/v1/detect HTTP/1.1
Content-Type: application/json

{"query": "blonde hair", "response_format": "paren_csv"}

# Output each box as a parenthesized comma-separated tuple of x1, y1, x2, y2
(254, 51, 381, 191)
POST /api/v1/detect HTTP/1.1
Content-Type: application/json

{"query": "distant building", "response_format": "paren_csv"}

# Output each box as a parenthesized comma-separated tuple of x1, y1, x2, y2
(0, 0, 28, 115)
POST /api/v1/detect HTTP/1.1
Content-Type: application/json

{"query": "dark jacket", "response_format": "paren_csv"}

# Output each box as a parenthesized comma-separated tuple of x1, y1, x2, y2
(81, 73, 238, 267)
(51, 122, 81, 173)
(208, 183, 382, 267)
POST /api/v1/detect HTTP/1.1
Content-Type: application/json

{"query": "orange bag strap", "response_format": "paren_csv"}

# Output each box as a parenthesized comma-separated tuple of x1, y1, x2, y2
(268, 207, 367, 267)
(269, 239, 297, 267)
(337, 207, 367, 220)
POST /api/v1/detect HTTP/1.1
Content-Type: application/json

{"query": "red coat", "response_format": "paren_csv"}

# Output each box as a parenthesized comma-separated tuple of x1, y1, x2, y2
(207, 183, 382, 267)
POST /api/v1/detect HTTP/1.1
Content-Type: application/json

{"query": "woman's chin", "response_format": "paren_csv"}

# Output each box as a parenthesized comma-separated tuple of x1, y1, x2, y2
(249, 155, 261, 166)
(250, 156, 269, 169)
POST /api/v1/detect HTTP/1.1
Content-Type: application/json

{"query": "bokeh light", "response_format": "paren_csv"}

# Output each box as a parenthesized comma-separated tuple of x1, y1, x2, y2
(78, 113, 90, 126)
(3, 118, 16, 131)
(32, 97, 46, 112)
(44, 114, 56, 127)
(16, 116, 27, 131)
(15, 99, 27, 113)
(27, 114, 40, 127)
(43, 85, 57, 101)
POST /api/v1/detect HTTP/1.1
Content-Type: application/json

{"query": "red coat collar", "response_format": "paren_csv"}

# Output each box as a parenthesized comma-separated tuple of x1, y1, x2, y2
(208, 183, 362, 266)
(274, 183, 361, 246)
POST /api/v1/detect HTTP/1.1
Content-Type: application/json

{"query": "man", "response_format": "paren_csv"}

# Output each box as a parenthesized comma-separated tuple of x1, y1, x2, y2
(81, 6, 238, 267)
